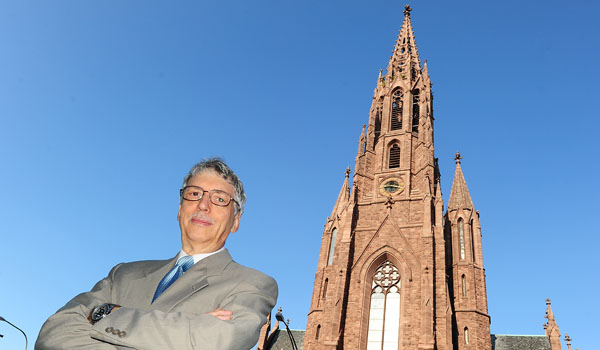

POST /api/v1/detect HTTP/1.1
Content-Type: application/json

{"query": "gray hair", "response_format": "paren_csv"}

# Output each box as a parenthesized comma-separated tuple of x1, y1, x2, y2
(181, 158, 246, 215)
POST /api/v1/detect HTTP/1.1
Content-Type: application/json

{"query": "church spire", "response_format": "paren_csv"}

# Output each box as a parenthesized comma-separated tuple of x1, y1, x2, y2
(447, 152, 475, 210)
(385, 5, 423, 85)
(444, 151, 490, 350)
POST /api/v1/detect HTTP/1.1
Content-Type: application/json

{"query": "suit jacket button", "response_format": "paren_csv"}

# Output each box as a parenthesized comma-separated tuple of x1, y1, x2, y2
(105, 327, 113, 333)
(118, 330, 127, 338)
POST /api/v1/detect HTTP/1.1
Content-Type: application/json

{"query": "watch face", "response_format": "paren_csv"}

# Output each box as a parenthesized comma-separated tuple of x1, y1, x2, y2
(92, 304, 108, 322)
(379, 177, 404, 196)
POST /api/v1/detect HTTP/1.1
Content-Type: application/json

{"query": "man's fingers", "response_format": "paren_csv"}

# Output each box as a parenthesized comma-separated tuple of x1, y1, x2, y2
(207, 308, 233, 321)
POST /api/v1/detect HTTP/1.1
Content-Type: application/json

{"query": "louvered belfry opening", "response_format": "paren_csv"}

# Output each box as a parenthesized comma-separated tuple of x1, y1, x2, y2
(391, 90, 403, 131)
(374, 106, 382, 147)
(389, 144, 400, 168)
(412, 89, 420, 133)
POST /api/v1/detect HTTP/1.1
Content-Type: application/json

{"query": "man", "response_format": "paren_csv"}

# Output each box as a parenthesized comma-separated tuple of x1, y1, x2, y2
(36, 158, 278, 350)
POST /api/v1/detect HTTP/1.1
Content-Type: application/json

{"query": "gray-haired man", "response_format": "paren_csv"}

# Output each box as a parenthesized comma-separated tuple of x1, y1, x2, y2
(36, 158, 278, 350)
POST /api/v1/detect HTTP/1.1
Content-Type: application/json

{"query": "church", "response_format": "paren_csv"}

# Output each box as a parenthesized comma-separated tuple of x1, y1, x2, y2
(257, 6, 569, 350)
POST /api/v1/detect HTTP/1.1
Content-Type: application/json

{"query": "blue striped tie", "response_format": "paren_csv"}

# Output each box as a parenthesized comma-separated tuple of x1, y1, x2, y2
(152, 255, 194, 303)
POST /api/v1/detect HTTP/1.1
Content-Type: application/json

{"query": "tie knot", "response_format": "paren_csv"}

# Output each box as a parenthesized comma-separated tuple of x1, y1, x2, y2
(177, 255, 194, 272)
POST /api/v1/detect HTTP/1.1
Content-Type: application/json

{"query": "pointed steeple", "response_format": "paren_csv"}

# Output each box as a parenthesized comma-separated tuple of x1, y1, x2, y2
(385, 5, 423, 84)
(447, 152, 474, 210)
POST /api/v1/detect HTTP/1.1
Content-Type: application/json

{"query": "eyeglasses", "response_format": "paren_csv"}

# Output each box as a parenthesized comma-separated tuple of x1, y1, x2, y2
(180, 186, 238, 208)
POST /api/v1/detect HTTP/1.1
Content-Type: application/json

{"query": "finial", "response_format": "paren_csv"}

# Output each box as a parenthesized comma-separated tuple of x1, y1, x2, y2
(454, 152, 462, 164)
(565, 334, 572, 350)
(385, 196, 394, 209)
(404, 5, 412, 16)
(277, 306, 283, 313)
(546, 298, 551, 305)
(345, 167, 351, 178)
(286, 319, 290, 326)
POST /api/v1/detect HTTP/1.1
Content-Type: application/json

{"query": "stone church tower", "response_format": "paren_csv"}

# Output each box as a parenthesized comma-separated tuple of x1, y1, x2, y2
(445, 153, 491, 350)
(303, 6, 491, 350)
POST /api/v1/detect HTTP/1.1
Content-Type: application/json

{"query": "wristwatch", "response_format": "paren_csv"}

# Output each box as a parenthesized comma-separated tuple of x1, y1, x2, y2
(90, 303, 116, 324)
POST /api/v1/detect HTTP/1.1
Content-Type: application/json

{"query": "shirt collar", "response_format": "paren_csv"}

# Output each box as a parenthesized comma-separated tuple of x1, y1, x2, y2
(177, 247, 225, 265)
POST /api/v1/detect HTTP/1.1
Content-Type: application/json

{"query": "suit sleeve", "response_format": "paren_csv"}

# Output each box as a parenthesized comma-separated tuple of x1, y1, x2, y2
(35, 265, 122, 350)
(89, 275, 278, 350)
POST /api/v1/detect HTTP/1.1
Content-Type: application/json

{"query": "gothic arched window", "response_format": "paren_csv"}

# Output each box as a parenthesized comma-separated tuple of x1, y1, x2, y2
(464, 327, 470, 345)
(366, 260, 401, 350)
(412, 89, 420, 133)
(391, 90, 403, 130)
(458, 218, 465, 260)
(461, 274, 467, 297)
(389, 144, 400, 169)
(327, 228, 337, 265)
(316, 324, 321, 340)
(323, 278, 328, 299)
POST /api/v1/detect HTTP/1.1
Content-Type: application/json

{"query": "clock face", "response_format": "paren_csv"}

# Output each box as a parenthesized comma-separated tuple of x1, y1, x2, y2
(379, 177, 404, 196)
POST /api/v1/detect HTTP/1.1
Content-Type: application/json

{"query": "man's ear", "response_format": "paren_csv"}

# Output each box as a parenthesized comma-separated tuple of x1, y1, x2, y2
(177, 204, 182, 221)
(230, 213, 241, 233)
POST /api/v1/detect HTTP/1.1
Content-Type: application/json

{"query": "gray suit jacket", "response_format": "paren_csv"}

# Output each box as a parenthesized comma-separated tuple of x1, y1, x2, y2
(36, 249, 278, 350)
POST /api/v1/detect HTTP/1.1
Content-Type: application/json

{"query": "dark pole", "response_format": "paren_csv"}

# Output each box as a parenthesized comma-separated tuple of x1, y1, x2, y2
(275, 309, 298, 350)
(0, 316, 28, 350)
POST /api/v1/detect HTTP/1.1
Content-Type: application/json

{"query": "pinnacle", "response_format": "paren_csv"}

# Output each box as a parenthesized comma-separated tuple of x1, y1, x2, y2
(330, 168, 351, 218)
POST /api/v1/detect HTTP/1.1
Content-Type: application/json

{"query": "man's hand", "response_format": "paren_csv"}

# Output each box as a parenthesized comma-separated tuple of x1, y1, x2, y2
(207, 308, 232, 321)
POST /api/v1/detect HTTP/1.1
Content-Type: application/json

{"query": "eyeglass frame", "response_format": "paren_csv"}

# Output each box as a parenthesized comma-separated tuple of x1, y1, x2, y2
(180, 185, 240, 209)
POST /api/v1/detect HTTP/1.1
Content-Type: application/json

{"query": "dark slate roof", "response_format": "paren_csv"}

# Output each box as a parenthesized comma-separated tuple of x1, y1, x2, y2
(491, 334, 551, 350)
(265, 331, 550, 350)
(266, 329, 305, 350)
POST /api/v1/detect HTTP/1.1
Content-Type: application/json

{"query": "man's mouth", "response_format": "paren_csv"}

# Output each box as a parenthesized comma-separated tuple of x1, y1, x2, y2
(190, 215, 214, 226)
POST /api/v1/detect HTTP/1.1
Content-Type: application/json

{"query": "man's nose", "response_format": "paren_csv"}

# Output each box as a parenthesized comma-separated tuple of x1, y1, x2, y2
(197, 193, 211, 210)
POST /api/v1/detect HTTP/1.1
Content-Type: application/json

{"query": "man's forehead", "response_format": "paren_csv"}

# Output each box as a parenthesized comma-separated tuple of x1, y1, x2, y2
(189, 170, 234, 189)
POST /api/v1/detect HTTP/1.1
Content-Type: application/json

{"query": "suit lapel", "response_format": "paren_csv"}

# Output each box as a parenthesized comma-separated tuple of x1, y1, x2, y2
(125, 257, 176, 308)
(150, 249, 233, 312)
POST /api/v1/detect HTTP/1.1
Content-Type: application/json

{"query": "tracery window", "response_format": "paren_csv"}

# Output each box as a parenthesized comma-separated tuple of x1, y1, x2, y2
(458, 218, 465, 260)
(389, 144, 400, 169)
(367, 260, 401, 350)
(327, 228, 337, 265)
(391, 90, 403, 130)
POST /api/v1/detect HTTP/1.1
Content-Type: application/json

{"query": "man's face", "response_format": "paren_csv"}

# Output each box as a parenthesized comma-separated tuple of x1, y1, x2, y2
(177, 170, 241, 254)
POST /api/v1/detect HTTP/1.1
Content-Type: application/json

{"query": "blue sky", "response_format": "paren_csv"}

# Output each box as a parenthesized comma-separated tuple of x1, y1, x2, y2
(0, 1, 598, 349)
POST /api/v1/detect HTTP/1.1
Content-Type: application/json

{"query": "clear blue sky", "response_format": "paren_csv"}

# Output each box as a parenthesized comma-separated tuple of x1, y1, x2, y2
(0, 1, 598, 349)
